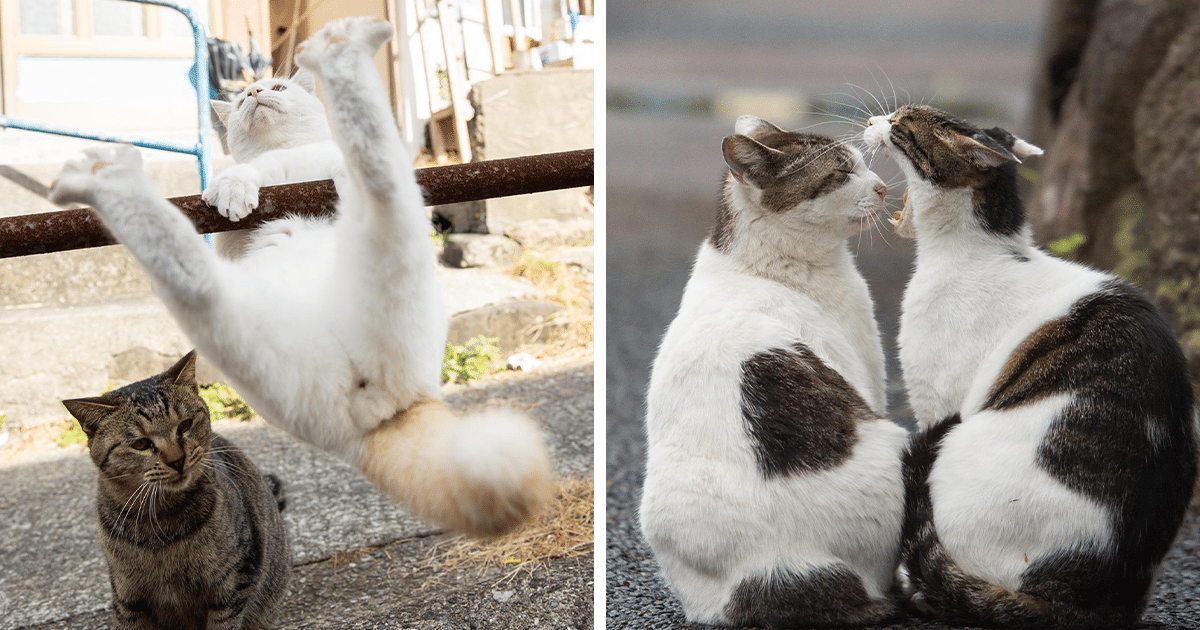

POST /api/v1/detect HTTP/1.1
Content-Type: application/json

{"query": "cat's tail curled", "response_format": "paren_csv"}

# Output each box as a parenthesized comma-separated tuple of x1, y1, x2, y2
(901, 415, 1131, 630)
(358, 399, 552, 538)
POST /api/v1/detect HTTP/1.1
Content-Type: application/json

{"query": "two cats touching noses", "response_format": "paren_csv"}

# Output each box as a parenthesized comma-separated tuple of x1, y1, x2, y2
(51, 16, 552, 629)
(642, 105, 1197, 629)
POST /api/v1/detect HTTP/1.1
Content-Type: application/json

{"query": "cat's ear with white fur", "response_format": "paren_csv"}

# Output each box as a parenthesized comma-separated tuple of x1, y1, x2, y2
(291, 68, 317, 93)
(941, 130, 1021, 168)
(722, 134, 783, 189)
(211, 99, 233, 125)
(734, 115, 786, 140)
(1011, 138, 1043, 160)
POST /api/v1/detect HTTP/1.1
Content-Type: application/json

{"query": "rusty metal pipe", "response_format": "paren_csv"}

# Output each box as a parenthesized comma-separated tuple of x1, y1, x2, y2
(0, 148, 593, 259)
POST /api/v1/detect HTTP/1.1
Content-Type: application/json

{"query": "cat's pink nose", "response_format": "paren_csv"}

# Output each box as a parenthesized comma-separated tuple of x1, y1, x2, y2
(250, 86, 263, 95)
(874, 183, 887, 199)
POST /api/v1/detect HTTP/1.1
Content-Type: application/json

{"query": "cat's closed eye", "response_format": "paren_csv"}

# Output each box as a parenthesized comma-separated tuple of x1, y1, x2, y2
(131, 438, 153, 451)
(271, 84, 286, 92)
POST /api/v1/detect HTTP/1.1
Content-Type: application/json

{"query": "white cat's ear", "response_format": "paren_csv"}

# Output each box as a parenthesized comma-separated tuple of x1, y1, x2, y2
(292, 68, 317, 93)
(734, 115, 786, 140)
(722, 134, 784, 188)
(1011, 137, 1043, 159)
(211, 99, 233, 125)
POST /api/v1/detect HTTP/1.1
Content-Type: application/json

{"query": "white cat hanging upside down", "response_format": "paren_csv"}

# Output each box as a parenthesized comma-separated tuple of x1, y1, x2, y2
(49, 17, 551, 538)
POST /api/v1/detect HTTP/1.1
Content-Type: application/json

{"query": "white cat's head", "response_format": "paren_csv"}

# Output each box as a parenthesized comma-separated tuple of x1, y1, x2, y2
(212, 69, 332, 162)
(716, 115, 887, 249)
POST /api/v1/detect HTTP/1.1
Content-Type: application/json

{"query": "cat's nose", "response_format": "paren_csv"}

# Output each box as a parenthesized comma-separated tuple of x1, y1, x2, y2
(250, 86, 263, 95)
(163, 445, 186, 472)
(874, 182, 887, 199)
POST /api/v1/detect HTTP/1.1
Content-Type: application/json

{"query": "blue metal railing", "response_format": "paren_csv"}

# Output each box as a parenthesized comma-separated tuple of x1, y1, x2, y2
(0, 0, 212, 190)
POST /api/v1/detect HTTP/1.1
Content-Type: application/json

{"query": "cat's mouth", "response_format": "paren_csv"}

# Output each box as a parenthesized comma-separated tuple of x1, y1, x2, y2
(889, 190, 915, 238)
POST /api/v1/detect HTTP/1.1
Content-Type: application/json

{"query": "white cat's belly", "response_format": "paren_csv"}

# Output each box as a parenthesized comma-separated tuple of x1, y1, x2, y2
(929, 393, 1113, 591)
(641, 418, 908, 622)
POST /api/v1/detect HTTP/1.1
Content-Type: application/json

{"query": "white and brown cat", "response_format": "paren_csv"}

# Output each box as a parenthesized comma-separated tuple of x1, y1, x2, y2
(640, 116, 908, 628)
(49, 17, 550, 538)
(865, 104, 1197, 628)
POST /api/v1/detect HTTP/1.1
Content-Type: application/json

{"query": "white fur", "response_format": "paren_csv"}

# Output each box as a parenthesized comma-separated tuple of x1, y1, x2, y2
(49, 17, 549, 536)
(929, 393, 1112, 590)
(205, 68, 345, 223)
(641, 151, 907, 624)
(865, 111, 1119, 593)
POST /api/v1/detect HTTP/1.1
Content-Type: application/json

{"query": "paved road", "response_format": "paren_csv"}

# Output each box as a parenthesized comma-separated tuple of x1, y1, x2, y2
(606, 1, 1200, 628)
(2, 359, 594, 630)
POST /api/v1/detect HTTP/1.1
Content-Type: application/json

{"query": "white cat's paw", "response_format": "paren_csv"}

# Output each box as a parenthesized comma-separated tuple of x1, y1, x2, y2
(296, 16, 393, 71)
(202, 164, 262, 222)
(49, 145, 145, 207)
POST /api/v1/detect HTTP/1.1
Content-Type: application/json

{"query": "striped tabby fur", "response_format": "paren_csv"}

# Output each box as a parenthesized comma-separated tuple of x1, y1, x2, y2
(64, 351, 290, 630)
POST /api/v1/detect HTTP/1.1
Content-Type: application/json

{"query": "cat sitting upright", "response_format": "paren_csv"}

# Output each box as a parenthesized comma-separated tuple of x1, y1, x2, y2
(640, 116, 908, 628)
(864, 104, 1197, 628)
(49, 17, 551, 538)
(64, 351, 290, 630)
(203, 68, 345, 259)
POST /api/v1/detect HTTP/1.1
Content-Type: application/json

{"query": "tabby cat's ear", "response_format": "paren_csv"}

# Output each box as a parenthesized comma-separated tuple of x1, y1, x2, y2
(941, 130, 1022, 168)
(722, 134, 783, 189)
(291, 68, 317, 93)
(211, 100, 233, 125)
(62, 397, 116, 439)
(164, 351, 199, 388)
(733, 115, 786, 140)
(1011, 137, 1044, 160)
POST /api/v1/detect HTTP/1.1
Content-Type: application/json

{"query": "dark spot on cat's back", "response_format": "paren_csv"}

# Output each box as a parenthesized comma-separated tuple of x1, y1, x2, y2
(976, 280, 1195, 608)
(739, 343, 874, 478)
(725, 564, 895, 627)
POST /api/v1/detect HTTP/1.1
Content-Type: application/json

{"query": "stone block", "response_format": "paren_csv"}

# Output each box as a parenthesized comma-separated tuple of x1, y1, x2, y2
(447, 299, 566, 353)
(442, 233, 521, 268)
(468, 68, 594, 234)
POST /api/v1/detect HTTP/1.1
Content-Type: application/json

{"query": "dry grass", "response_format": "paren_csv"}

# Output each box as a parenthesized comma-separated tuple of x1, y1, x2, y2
(414, 475, 594, 586)
(510, 251, 594, 361)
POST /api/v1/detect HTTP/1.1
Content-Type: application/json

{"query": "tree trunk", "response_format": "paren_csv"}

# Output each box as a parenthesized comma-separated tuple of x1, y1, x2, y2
(1029, 0, 1200, 383)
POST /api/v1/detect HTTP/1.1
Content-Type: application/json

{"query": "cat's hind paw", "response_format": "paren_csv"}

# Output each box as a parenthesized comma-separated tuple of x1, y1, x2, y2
(202, 164, 262, 222)
(49, 145, 145, 208)
(295, 16, 393, 71)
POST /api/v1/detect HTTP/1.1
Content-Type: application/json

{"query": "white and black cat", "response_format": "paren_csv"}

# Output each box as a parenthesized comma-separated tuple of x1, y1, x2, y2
(865, 104, 1197, 628)
(49, 17, 550, 538)
(204, 67, 345, 259)
(640, 116, 908, 628)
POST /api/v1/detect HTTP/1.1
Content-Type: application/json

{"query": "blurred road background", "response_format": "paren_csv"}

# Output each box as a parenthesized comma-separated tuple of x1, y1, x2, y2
(605, 1, 1200, 628)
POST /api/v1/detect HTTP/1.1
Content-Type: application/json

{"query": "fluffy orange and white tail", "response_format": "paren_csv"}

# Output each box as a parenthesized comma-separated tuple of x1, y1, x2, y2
(359, 400, 552, 537)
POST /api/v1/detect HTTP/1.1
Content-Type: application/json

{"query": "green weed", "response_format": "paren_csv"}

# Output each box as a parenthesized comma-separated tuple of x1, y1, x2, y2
(200, 383, 254, 422)
(443, 336, 500, 383)
(57, 420, 87, 448)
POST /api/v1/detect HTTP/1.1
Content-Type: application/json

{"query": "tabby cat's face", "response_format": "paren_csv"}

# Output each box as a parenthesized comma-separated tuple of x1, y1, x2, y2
(721, 116, 887, 238)
(861, 104, 1043, 237)
(862, 104, 1040, 188)
(64, 352, 213, 495)
(212, 69, 332, 162)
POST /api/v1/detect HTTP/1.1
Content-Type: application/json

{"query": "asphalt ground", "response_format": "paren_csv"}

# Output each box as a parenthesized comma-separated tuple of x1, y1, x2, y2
(2, 358, 594, 630)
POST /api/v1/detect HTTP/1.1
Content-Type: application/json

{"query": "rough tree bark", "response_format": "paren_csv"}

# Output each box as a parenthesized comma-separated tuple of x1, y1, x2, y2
(1029, 0, 1200, 383)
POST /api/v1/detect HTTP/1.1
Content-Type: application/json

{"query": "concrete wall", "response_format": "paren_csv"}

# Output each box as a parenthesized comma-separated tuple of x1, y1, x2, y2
(467, 67, 594, 234)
